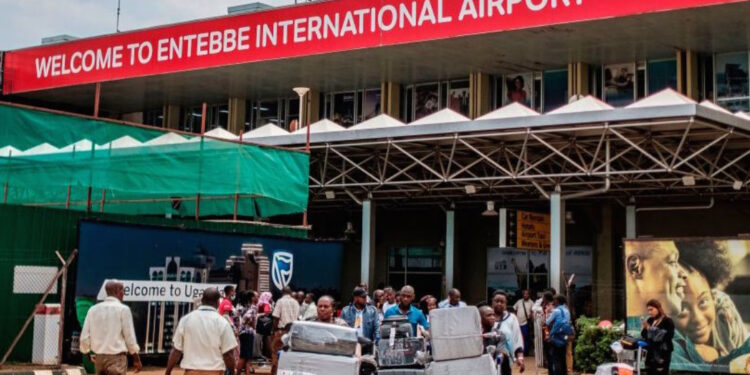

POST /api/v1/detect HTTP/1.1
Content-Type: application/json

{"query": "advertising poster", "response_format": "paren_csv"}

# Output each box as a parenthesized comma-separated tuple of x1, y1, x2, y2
(75, 221, 344, 354)
(486, 246, 591, 305)
(448, 81, 470, 116)
(624, 238, 750, 373)
(604, 63, 635, 106)
(504, 74, 532, 107)
(414, 84, 439, 120)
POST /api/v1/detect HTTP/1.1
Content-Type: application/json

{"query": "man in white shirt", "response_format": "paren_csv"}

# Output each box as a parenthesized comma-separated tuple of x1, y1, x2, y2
(166, 288, 238, 375)
(438, 288, 467, 308)
(271, 287, 300, 375)
(513, 289, 534, 356)
(80, 281, 142, 375)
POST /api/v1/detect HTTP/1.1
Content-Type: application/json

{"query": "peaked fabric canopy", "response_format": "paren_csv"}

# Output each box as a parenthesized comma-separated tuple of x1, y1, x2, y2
(0, 103, 309, 218)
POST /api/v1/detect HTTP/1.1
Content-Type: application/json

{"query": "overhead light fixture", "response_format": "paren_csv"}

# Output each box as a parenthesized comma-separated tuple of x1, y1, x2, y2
(465, 185, 477, 195)
(682, 176, 696, 186)
(325, 190, 336, 200)
(733, 180, 743, 191)
(565, 211, 575, 224)
(344, 221, 355, 235)
(482, 201, 498, 216)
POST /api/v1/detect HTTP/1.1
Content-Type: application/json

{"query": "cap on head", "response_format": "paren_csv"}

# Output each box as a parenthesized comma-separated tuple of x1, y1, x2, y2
(352, 288, 368, 298)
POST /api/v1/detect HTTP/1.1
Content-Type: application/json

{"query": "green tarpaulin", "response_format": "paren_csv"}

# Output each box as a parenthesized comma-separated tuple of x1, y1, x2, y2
(0, 103, 309, 217)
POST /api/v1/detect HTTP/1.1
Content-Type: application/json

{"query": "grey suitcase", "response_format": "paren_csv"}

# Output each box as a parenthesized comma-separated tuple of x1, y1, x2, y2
(378, 370, 427, 375)
(278, 351, 359, 375)
(377, 336, 426, 368)
(426, 354, 496, 375)
(429, 306, 484, 361)
(288, 320, 359, 357)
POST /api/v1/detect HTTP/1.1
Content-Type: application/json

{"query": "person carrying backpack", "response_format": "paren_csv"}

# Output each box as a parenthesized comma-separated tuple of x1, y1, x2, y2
(546, 295, 574, 375)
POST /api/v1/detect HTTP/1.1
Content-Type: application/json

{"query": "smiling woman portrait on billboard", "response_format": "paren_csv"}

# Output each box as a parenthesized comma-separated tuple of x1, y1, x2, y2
(625, 238, 750, 373)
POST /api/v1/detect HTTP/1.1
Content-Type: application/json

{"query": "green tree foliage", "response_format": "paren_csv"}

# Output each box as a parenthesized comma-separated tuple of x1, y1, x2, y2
(574, 316, 624, 373)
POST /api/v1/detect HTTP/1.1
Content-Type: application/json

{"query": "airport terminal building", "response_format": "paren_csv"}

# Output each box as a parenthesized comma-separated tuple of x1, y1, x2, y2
(2, 0, 750, 322)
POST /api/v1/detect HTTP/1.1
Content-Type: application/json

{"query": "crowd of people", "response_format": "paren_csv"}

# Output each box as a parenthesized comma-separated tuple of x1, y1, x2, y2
(80, 280, 583, 375)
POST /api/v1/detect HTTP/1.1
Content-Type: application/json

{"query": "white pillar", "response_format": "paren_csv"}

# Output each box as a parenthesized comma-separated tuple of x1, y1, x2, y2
(499, 208, 508, 247)
(626, 205, 636, 238)
(550, 193, 565, 292)
(361, 200, 375, 286)
(445, 210, 455, 291)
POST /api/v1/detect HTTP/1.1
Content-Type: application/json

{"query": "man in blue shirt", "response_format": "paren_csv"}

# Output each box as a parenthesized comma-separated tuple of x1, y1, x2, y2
(438, 288, 467, 309)
(384, 285, 429, 336)
(341, 287, 381, 343)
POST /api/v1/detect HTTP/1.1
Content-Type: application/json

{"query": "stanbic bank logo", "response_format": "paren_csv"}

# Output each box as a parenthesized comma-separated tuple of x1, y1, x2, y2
(271, 251, 294, 291)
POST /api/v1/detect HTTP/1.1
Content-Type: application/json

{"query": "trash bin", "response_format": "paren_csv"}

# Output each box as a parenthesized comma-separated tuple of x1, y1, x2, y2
(32, 303, 61, 365)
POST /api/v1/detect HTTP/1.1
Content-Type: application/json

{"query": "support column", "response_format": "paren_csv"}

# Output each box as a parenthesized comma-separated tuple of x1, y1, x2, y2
(626, 205, 637, 238)
(469, 72, 491, 119)
(361, 200, 376, 287)
(595, 204, 613, 319)
(445, 210, 455, 291)
(568, 62, 590, 97)
(228, 97, 246, 135)
(381, 82, 401, 119)
(162, 104, 181, 130)
(304, 89, 320, 125)
(676, 50, 699, 100)
(499, 208, 508, 247)
(550, 193, 565, 292)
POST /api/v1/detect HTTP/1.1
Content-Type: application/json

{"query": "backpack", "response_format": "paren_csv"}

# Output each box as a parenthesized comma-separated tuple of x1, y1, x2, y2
(549, 307, 574, 348)
(256, 314, 274, 336)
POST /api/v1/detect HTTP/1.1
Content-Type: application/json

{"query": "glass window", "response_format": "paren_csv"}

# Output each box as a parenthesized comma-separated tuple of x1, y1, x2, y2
(447, 80, 470, 116)
(533, 73, 543, 112)
(647, 59, 677, 94)
(603, 63, 636, 107)
(362, 89, 382, 120)
(404, 86, 413, 123)
(143, 108, 164, 127)
(414, 83, 440, 120)
(332, 92, 356, 127)
(182, 106, 203, 133)
(637, 62, 646, 99)
(287, 98, 300, 128)
(543, 70, 568, 112)
(257, 100, 280, 127)
(715, 52, 750, 112)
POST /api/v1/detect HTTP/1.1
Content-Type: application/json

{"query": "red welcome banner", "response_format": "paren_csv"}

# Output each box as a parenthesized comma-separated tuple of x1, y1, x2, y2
(1, 0, 743, 94)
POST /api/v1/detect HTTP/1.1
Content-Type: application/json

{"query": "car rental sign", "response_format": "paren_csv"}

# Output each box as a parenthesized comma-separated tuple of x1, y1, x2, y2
(1, 0, 742, 94)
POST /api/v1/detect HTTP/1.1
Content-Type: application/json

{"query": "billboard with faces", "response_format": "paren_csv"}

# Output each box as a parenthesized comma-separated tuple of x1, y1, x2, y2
(624, 238, 750, 374)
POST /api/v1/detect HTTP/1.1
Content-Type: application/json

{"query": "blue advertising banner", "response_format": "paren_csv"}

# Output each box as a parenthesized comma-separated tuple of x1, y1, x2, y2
(75, 221, 343, 354)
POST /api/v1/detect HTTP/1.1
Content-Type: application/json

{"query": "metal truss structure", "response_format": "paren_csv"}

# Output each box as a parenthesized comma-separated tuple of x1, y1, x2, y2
(301, 115, 750, 207)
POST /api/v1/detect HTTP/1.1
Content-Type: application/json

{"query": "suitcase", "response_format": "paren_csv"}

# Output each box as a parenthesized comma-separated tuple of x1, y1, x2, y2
(278, 351, 360, 375)
(426, 354, 496, 375)
(381, 315, 414, 339)
(429, 306, 484, 361)
(288, 321, 359, 356)
(377, 337, 426, 368)
(378, 369, 427, 375)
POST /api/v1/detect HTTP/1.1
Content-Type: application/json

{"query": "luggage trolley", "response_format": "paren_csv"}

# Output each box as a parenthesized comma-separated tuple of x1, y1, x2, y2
(602, 338, 647, 375)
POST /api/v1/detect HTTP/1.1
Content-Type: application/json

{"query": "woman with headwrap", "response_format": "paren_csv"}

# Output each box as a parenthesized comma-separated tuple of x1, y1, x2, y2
(256, 292, 274, 359)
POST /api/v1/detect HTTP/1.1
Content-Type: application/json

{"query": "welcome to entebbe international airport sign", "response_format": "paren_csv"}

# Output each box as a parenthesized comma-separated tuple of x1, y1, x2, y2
(1, 0, 743, 94)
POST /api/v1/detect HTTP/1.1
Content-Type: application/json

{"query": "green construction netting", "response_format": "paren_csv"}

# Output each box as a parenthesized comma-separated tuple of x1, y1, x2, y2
(0, 103, 309, 217)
